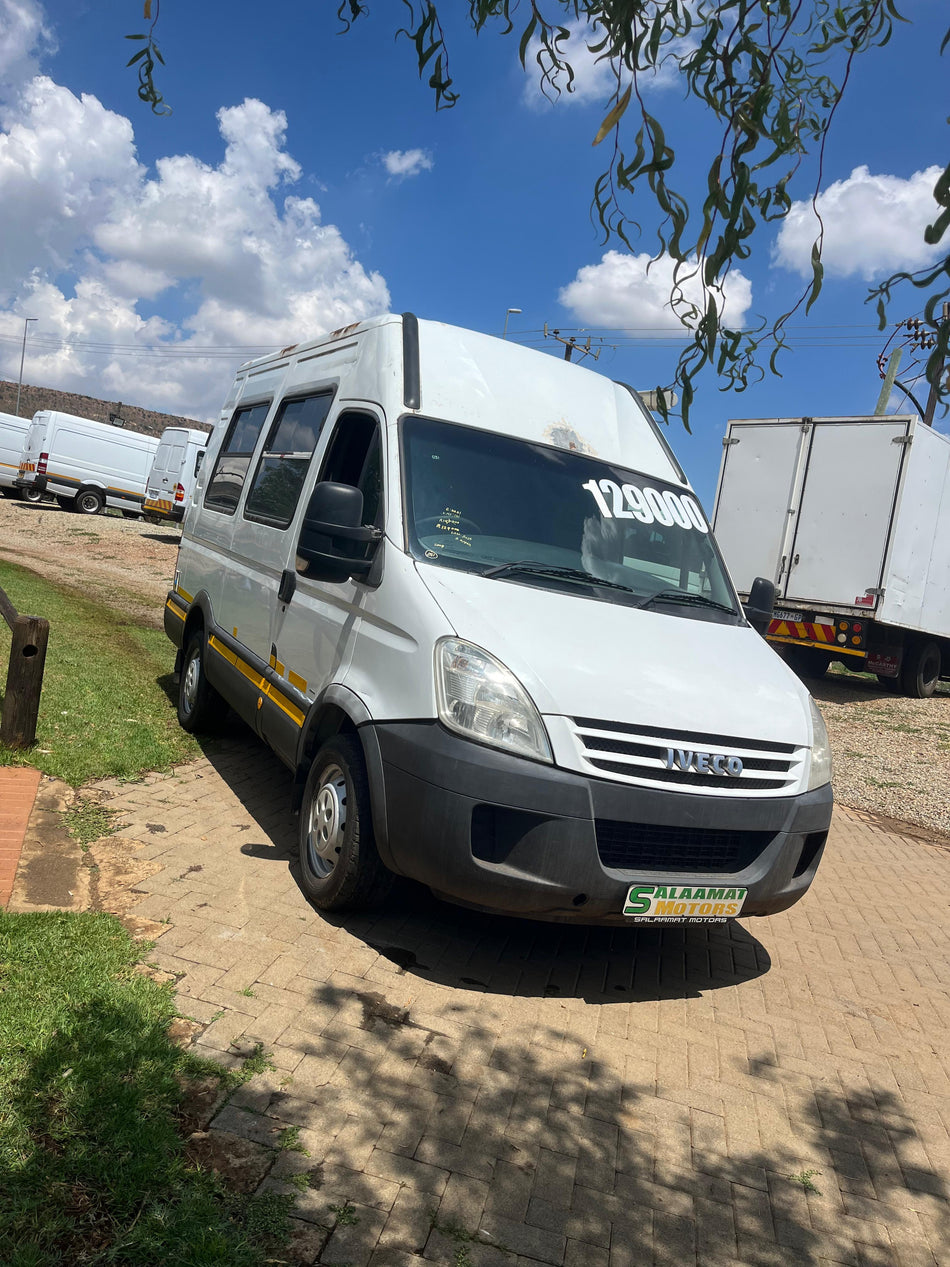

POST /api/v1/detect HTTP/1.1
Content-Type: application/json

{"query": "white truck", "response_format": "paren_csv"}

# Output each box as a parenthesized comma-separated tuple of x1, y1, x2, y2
(163, 313, 833, 923)
(144, 427, 208, 522)
(712, 414, 950, 698)
(16, 410, 159, 515)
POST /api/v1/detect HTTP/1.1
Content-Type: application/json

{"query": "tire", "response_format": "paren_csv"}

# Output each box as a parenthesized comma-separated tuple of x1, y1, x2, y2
(899, 640, 941, 699)
(784, 646, 831, 680)
(177, 629, 227, 733)
(298, 734, 393, 911)
(20, 486, 43, 504)
(74, 487, 105, 515)
(56, 495, 73, 510)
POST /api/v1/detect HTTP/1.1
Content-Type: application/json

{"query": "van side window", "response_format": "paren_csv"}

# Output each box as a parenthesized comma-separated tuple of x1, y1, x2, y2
(316, 412, 383, 528)
(244, 392, 335, 528)
(204, 402, 271, 515)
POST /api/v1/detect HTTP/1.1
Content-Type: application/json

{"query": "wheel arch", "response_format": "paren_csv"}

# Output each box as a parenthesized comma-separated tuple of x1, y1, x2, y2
(294, 685, 396, 872)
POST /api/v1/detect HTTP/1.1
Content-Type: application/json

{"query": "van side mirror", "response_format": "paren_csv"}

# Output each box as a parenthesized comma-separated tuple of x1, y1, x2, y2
(745, 576, 777, 636)
(297, 481, 382, 583)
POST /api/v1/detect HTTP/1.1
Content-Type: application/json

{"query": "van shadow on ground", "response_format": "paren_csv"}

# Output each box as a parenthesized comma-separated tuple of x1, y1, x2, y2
(185, 726, 771, 1008)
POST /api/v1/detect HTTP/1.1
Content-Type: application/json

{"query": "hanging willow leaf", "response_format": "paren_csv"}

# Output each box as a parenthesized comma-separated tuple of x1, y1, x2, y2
(592, 84, 633, 147)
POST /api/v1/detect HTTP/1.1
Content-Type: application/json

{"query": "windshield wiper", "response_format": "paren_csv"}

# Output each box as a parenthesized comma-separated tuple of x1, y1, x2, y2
(481, 560, 638, 594)
(638, 589, 736, 614)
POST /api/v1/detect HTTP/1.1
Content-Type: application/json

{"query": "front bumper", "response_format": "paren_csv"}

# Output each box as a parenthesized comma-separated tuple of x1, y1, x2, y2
(376, 722, 832, 924)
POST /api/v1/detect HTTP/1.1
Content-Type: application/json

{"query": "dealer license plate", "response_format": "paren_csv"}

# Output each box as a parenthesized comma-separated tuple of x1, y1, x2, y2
(773, 609, 804, 623)
(623, 884, 747, 922)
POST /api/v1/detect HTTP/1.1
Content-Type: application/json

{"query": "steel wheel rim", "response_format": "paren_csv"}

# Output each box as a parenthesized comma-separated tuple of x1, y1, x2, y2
(306, 764, 347, 880)
(181, 652, 201, 715)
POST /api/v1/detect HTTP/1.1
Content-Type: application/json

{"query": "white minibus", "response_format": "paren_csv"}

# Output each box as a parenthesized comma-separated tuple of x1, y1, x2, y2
(0, 411, 41, 501)
(164, 314, 832, 923)
(144, 427, 208, 522)
(17, 410, 159, 515)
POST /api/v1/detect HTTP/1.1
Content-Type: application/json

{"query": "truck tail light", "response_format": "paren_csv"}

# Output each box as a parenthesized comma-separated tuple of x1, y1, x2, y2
(38, 452, 48, 475)
(174, 483, 185, 502)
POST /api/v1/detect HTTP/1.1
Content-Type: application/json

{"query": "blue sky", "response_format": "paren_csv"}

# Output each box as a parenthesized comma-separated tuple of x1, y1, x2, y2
(0, 0, 946, 506)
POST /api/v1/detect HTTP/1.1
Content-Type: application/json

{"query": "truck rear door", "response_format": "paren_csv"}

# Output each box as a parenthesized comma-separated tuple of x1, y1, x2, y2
(712, 421, 808, 593)
(784, 419, 910, 606)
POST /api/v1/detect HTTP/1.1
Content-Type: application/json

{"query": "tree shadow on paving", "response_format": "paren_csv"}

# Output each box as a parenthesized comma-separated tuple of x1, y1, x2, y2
(218, 978, 950, 1266)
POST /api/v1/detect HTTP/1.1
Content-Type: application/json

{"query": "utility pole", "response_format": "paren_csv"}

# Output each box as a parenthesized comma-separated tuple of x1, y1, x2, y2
(15, 318, 36, 417)
(544, 324, 601, 363)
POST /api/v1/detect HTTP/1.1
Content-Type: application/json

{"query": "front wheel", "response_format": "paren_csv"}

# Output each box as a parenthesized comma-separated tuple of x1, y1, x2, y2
(177, 630, 227, 733)
(298, 734, 393, 911)
(900, 640, 941, 699)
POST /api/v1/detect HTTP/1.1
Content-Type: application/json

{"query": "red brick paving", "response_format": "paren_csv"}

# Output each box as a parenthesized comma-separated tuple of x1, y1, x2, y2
(0, 766, 41, 907)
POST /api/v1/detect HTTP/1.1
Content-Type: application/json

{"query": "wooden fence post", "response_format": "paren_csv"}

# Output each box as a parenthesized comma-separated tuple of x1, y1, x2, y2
(1, 613, 50, 749)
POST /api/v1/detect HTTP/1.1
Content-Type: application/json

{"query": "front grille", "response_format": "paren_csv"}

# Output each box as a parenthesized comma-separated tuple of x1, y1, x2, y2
(571, 717, 804, 796)
(596, 820, 774, 873)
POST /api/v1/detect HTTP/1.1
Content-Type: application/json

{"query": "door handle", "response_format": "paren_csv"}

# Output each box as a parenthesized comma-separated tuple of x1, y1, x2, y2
(278, 569, 296, 604)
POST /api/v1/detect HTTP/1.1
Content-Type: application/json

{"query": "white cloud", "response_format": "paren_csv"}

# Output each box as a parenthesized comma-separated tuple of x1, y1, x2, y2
(559, 250, 753, 332)
(0, 64, 390, 417)
(381, 148, 433, 179)
(0, 0, 54, 97)
(773, 165, 945, 281)
(521, 16, 691, 110)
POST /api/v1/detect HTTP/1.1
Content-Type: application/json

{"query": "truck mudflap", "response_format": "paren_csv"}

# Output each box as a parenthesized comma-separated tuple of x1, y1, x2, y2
(374, 721, 833, 925)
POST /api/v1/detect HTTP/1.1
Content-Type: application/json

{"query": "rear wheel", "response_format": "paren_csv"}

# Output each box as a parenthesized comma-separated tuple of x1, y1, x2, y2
(177, 629, 227, 732)
(298, 734, 393, 911)
(784, 646, 831, 680)
(20, 486, 43, 504)
(74, 488, 104, 515)
(899, 640, 941, 699)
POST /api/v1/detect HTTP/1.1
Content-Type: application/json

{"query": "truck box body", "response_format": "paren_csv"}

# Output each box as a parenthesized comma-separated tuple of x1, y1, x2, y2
(17, 410, 160, 515)
(712, 415, 950, 695)
(144, 427, 208, 521)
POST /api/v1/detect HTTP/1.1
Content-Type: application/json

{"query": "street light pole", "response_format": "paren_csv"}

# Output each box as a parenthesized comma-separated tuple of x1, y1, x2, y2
(15, 318, 37, 417)
(502, 308, 522, 339)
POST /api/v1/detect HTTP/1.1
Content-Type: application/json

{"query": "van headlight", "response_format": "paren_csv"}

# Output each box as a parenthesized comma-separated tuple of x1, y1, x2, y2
(435, 638, 553, 764)
(807, 698, 832, 791)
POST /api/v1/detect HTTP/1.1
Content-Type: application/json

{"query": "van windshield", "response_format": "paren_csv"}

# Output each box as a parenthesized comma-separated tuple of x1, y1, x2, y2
(402, 417, 738, 617)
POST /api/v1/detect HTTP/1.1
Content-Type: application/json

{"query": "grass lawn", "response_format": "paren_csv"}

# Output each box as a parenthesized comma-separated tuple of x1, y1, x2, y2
(0, 909, 291, 1266)
(0, 560, 200, 783)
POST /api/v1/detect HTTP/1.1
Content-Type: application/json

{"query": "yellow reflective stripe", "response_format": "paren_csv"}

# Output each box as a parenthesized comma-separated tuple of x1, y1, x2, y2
(176, 585, 194, 603)
(288, 669, 307, 692)
(768, 634, 864, 658)
(165, 599, 185, 622)
(208, 635, 305, 726)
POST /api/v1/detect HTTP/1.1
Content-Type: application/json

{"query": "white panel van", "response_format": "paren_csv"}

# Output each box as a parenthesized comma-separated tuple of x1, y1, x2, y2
(164, 314, 833, 924)
(144, 427, 208, 522)
(16, 410, 159, 515)
(0, 411, 41, 501)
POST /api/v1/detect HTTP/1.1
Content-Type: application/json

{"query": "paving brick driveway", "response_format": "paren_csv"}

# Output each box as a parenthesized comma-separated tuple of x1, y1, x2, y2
(62, 738, 950, 1265)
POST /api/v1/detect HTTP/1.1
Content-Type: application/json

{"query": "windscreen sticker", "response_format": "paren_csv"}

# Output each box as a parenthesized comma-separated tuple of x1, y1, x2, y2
(582, 479, 708, 531)
(623, 884, 746, 922)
